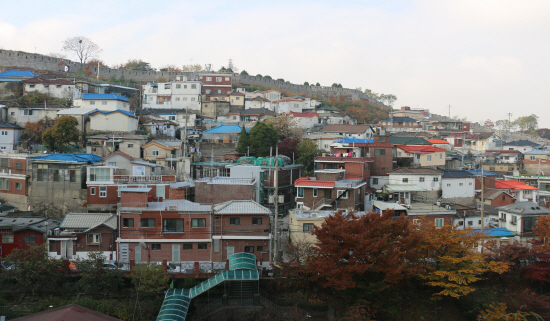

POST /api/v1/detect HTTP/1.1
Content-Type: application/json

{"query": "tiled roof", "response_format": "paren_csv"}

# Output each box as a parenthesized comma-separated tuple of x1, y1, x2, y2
(81, 93, 129, 102)
(497, 202, 550, 215)
(213, 200, 271, 214)
(89, 109, 137, 118)
(204, 124, 249, 133)
(0, 122, 23, 129)
(144, 140, 182, 148)
(60, 213, 117, 230)
(523, 150, 549, 155)
(57, 108, 98, 115)
(33, 153, 102, 163)
(388, 167, 443, 175)
(503, 140, 539, 146)
(11, 303, 123, 321)
(294, 177, 335, 187)
(23, 76, 73, 85)
(290, 111, 318, 118)
(397, 145, 446, 153)
(315, 156, 373, 163)
(426, 139, 450, 144)
(440, 169, 475, 178)
(102, 150, 133, 161)
(481, 188, 515, 200)
(0, 217, 60, 233)
(495, 180, 538, 191)
(321, 124, 371, 134)
(272, 98, 303, 103)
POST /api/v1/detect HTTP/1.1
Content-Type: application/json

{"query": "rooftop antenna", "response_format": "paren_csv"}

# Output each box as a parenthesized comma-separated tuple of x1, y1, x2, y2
(205, 64, 212, 72)
(228, 59, 233, 71)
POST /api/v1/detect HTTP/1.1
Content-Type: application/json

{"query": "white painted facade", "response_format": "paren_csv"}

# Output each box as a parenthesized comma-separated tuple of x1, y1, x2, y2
(244, 99, 272, 111)
(291, 115, 319, 129)
(142, 81, 202, 111)
(370, 176, 390, 190)
(0, 127, 22, 152)
(89, 111, 138, 132)
(24, 83, 74, 99)
(388, 173, 442, 192)
(75, 98, 130, 112)
(453, 214, 497, 230)
(442, 177, 475, 199)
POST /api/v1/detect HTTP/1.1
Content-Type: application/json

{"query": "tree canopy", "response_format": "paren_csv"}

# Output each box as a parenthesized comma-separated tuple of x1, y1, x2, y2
(42, 116, 80, 150)
(124, 59, 153, 71)
(240, 70, 249, 75)
(296, 139, 320, 175)
(62, 36, 102, 64)
(277, 138, 299, 160)
(248, 122, 278, 157)
(236, 126, 250, 156)
(265, 114, 304, 140)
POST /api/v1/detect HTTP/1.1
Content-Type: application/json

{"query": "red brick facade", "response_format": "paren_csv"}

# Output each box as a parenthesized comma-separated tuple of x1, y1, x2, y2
(87, 184, 171, 205)
(199, 74, 232, 95)
(0, 229, 44, 258)
(194, 182, 255, 204)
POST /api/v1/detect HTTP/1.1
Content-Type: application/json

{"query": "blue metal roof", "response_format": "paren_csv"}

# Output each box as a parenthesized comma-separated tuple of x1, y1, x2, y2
(471, 227, 515, 238)
(81, 93, 129, 102)
(204, 124, 249, 134)
(466, 169, 497, 176)
(337, 138, 374, 144)
(89, 109, 138, 118)
(503, 140, 539, 146)
(0, 70, 37, 78)
(34, 153, 102, 163)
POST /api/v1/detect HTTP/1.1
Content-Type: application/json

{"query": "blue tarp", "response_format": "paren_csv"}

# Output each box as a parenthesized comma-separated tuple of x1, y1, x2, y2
(0, 70, 37, 78)
(337, 138, 374, 144)
(33, 153, 102, 163)
(204, 124, 249, 134)
(466, 169, 497, 176)
(471, 227, 515, 238)
(81, 93, 129, 102)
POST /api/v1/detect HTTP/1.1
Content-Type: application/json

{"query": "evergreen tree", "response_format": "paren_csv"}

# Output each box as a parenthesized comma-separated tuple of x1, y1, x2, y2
(236, 126, 250, 156)
(249, 122, 278, 157)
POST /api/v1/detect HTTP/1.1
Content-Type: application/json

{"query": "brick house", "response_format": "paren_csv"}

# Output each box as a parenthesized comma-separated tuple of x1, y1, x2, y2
(0, 216, 60, 258)
(117, 190, 213, 264)
(314, 156, 372, 181)
(199, 73, 232, 95)
(48, 213, 117, 260)
(295, 169, 367, 211)
(475, 188, 516, 207)
(194, 177, 256, 204)
(212, 200, 271, 265)
(0, 153, 40, 210)
(395, 145, 446, 168)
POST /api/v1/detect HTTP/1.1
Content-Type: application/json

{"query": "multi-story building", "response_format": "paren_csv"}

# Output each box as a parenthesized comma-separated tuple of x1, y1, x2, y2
(199, 73, 232, 95)
(0, 153, 39, 209)
(440, 169, 475, 204)
(395, 145, 446, 168)
(142, 81, 202, 111)
(385, 167, 443, 203)
(0, 122, 23, 152)
(502, 140, 539, 153)
(495, 179, 538, 203)
(74, 94, 130, 112)
(497, 202, 550, 242)
(22, 76, 74, 100)
(378, 116, 422, 132)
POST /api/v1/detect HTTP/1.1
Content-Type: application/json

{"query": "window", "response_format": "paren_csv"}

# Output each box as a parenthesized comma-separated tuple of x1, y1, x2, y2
(512, 215, 517, 223)
(416, 154, 420, 160)
(468, 221, 473, 226)
(397, 152, 402, 156)
(230, 218, 240, 225)
(99, 186, 107, 197)
(90, 187, 96, 195)
(89, 168, 111, 182)
(225, 77, 230, 81)
(101, 101, 107, 105)
(435, 218, 444, 228)
(419, 177, 425, 182)
(191, 218, 206, 228)
(176, 84, 181, 89)
(372, 178, 379, 185)
(151, 244, 161, 250)
(375, 149, 385, 156)
(123, 218, 134, 228)
(15, 182, 22, 190)
(313, 188, 318, 197)
(141, 218, 155, 228)
(447, 184, 451, 187)
(152, 150, 159, 156)
(530, 156, 536, 161)
(198, 243, 207, 250)
(433, 177, 439, 182)
(87, 233, 100, 244)
(218, 90, 221, 94)
(216, 77, 222, 82)
(24, 235, 36, 243)
(183, 97, 188, 101)
(524, 217, 535, 232)
(459, 183, 463, 186)
(0, 131, 7, 136)
(502, 213, 507, 220)
(183, 244, 193, 250)
(191, 84, 197, 89)
(459, 221, 464, 226)
(128, 143, 133, 148)
(303, 223, 314, 232)
(440, 153, 443, 160)
(297, 187, 304, 198)
(14, 162, 21, 170)
(89, 101, 95, 105)
(29, 84, 35, 88)
(427, 155, 432, 162)
(206, 77, 212, 81)
(402, 178, 408, 183)
(0, 178, 9, 190)
(252, 217, 262, 225)
(478, 220, 482, 224)
(164, 219, 184, 232)
(337, 190, 348, 199)
(107, 162, 116, 167)
(257, 246, 263, 251)
(244, 246, 254, 253)
(502, 195, 506, 201)
(175, 97, 180, 101)
(2, 234, 14, 243)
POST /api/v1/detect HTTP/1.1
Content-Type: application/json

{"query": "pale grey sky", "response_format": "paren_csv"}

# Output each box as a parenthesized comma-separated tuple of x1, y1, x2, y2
(1, 1, 549, 126)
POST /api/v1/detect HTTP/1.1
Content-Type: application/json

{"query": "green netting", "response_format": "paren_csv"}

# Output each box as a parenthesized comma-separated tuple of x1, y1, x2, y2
(228, 252, 257, 270)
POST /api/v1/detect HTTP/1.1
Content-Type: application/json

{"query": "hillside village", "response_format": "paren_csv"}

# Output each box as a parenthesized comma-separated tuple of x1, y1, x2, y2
(1, 55, 550, 320)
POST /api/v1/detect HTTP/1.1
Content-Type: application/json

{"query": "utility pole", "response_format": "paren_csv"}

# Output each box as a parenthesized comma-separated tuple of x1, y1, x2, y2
(273, 146, 279, 264)
(448, 105, 451, 119)
(480, 166, 485, 254)
(507, 113, 513, 141)
(247, 146, 249, 157)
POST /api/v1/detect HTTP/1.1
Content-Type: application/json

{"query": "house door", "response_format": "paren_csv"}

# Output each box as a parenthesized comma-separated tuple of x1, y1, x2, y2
(156, 185, 166, 199)
(119, 243, 129, 262)
(60, 241, 66, 259)
(67, 241, 73, 259)
(172, 244, 180, 262)
(324, 189, 331, 199)
(135, 245, 141, 262)
(226, 246, 234, 259)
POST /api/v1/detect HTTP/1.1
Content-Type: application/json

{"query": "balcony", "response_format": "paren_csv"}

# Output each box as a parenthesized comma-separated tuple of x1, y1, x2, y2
(113, 175, 175, 184)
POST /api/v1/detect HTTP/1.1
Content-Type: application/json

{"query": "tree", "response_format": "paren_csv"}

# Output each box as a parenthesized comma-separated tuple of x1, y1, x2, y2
(316, 82, 320, 86)
(62, 36, 102, 64)
(277, 138, 299, 159)
(160, 64, 182, 72)
(522, 214, 550, 284)
(265, 114, 304, 140)
(477, 303, 544, 321)
(308, 210, 421, 291)
(495, 119, 513, 131)
(264, 75, 272, 80)
(23, 118, 55, 145)
(248, 122, 278, 157)
(304, 81, 310, 86)
(296, 139, 321, 175)
(414, 221, 509, 298)
(484, 119, 495, 129)
(236, 126, 250, 156)
(124, 59, 153, 71)
(331, 83, 343, 88)
(41, 116, 80, 150)
(75, 252, 125, 295)
(181, 64, 203, 72)
(86, 59, 109, 68)
(131, 262, 170, 295)
(240, 70, 249, 75)
(1, 244, 63, 297)
(276, 78, 285, 82)
(256, 74, 263, 77)
(364, 89, 381, 101)
(514, 114, 539, 132)
(380, 94, 397, 107)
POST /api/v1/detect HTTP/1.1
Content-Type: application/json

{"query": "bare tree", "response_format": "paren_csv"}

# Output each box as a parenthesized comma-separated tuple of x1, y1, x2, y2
(62, 36, 102, 64)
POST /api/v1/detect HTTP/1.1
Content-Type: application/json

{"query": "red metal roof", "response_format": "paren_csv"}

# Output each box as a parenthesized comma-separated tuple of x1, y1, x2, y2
(289, 111, 319, 118)
(295, 177, 335, 187)
(315, 156, 373, 162)
(495, 180, 538, 191)
(426, 139, 450, 144)
(397, 145, 446, 154)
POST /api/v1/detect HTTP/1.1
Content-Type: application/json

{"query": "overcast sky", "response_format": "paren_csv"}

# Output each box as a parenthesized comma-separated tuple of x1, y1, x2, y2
(1, 1, 549, 127)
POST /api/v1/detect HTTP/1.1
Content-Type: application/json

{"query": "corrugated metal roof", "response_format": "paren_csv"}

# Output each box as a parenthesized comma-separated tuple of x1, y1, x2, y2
(203, 124, 249, 134)
(81, 93, 129, 102)
(213, 200, 271, 214)
(57, 108, 98, 115)
(373, 201, 407, 211)
(497, 202, 550, 215)
(33, 153, 102, 163)
(0, 122, 23, 129)
(89, 109, 137, 118)
(60, 213, 116, 229)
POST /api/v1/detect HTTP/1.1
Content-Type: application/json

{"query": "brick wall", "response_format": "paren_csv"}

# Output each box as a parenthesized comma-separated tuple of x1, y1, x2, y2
(127, 241, 212, 262)
(169, 187, 187, 200)
(475, 177, 496, 190)
(489, 193, 515, 206)
(344, 162, 369, 180)
(213, 239, 269, 263)
(298, 185, 365, 210)
(120, 191, 149, 203)
(88, 185, 172, 205)
(0, 177, 27, 196)
(214, 214, 270, 237)
(73, 226, 116, 254)
(0, 229, 44, 257)
(316, 171, 345, 181)
(194, 182, 254, 204)
(9, 158, 27, 175)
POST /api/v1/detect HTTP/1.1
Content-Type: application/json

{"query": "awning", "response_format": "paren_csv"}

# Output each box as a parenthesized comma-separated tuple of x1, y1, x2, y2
(385, 185, 427, 193)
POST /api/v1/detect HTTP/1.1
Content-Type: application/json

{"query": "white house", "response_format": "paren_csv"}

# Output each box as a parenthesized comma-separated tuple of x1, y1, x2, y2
(502, 140, 539, 153)
(289, 112, 319, 129)
(497, 202, 550, 242)
(244, 98, 272, 111)
(74, 94, 130, 112)
(142, 81, 202, 111)
(23, 77, 75, 100)
(88, 110, 139, 132)
(0, 123, 23, 152)
(386, 167, 443, 203)
(440, 169, 475, 204)
(272, 98, 305, 114)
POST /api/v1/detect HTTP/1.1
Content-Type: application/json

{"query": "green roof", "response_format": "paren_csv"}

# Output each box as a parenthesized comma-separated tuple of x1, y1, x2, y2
(228, 252, 257, 270)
